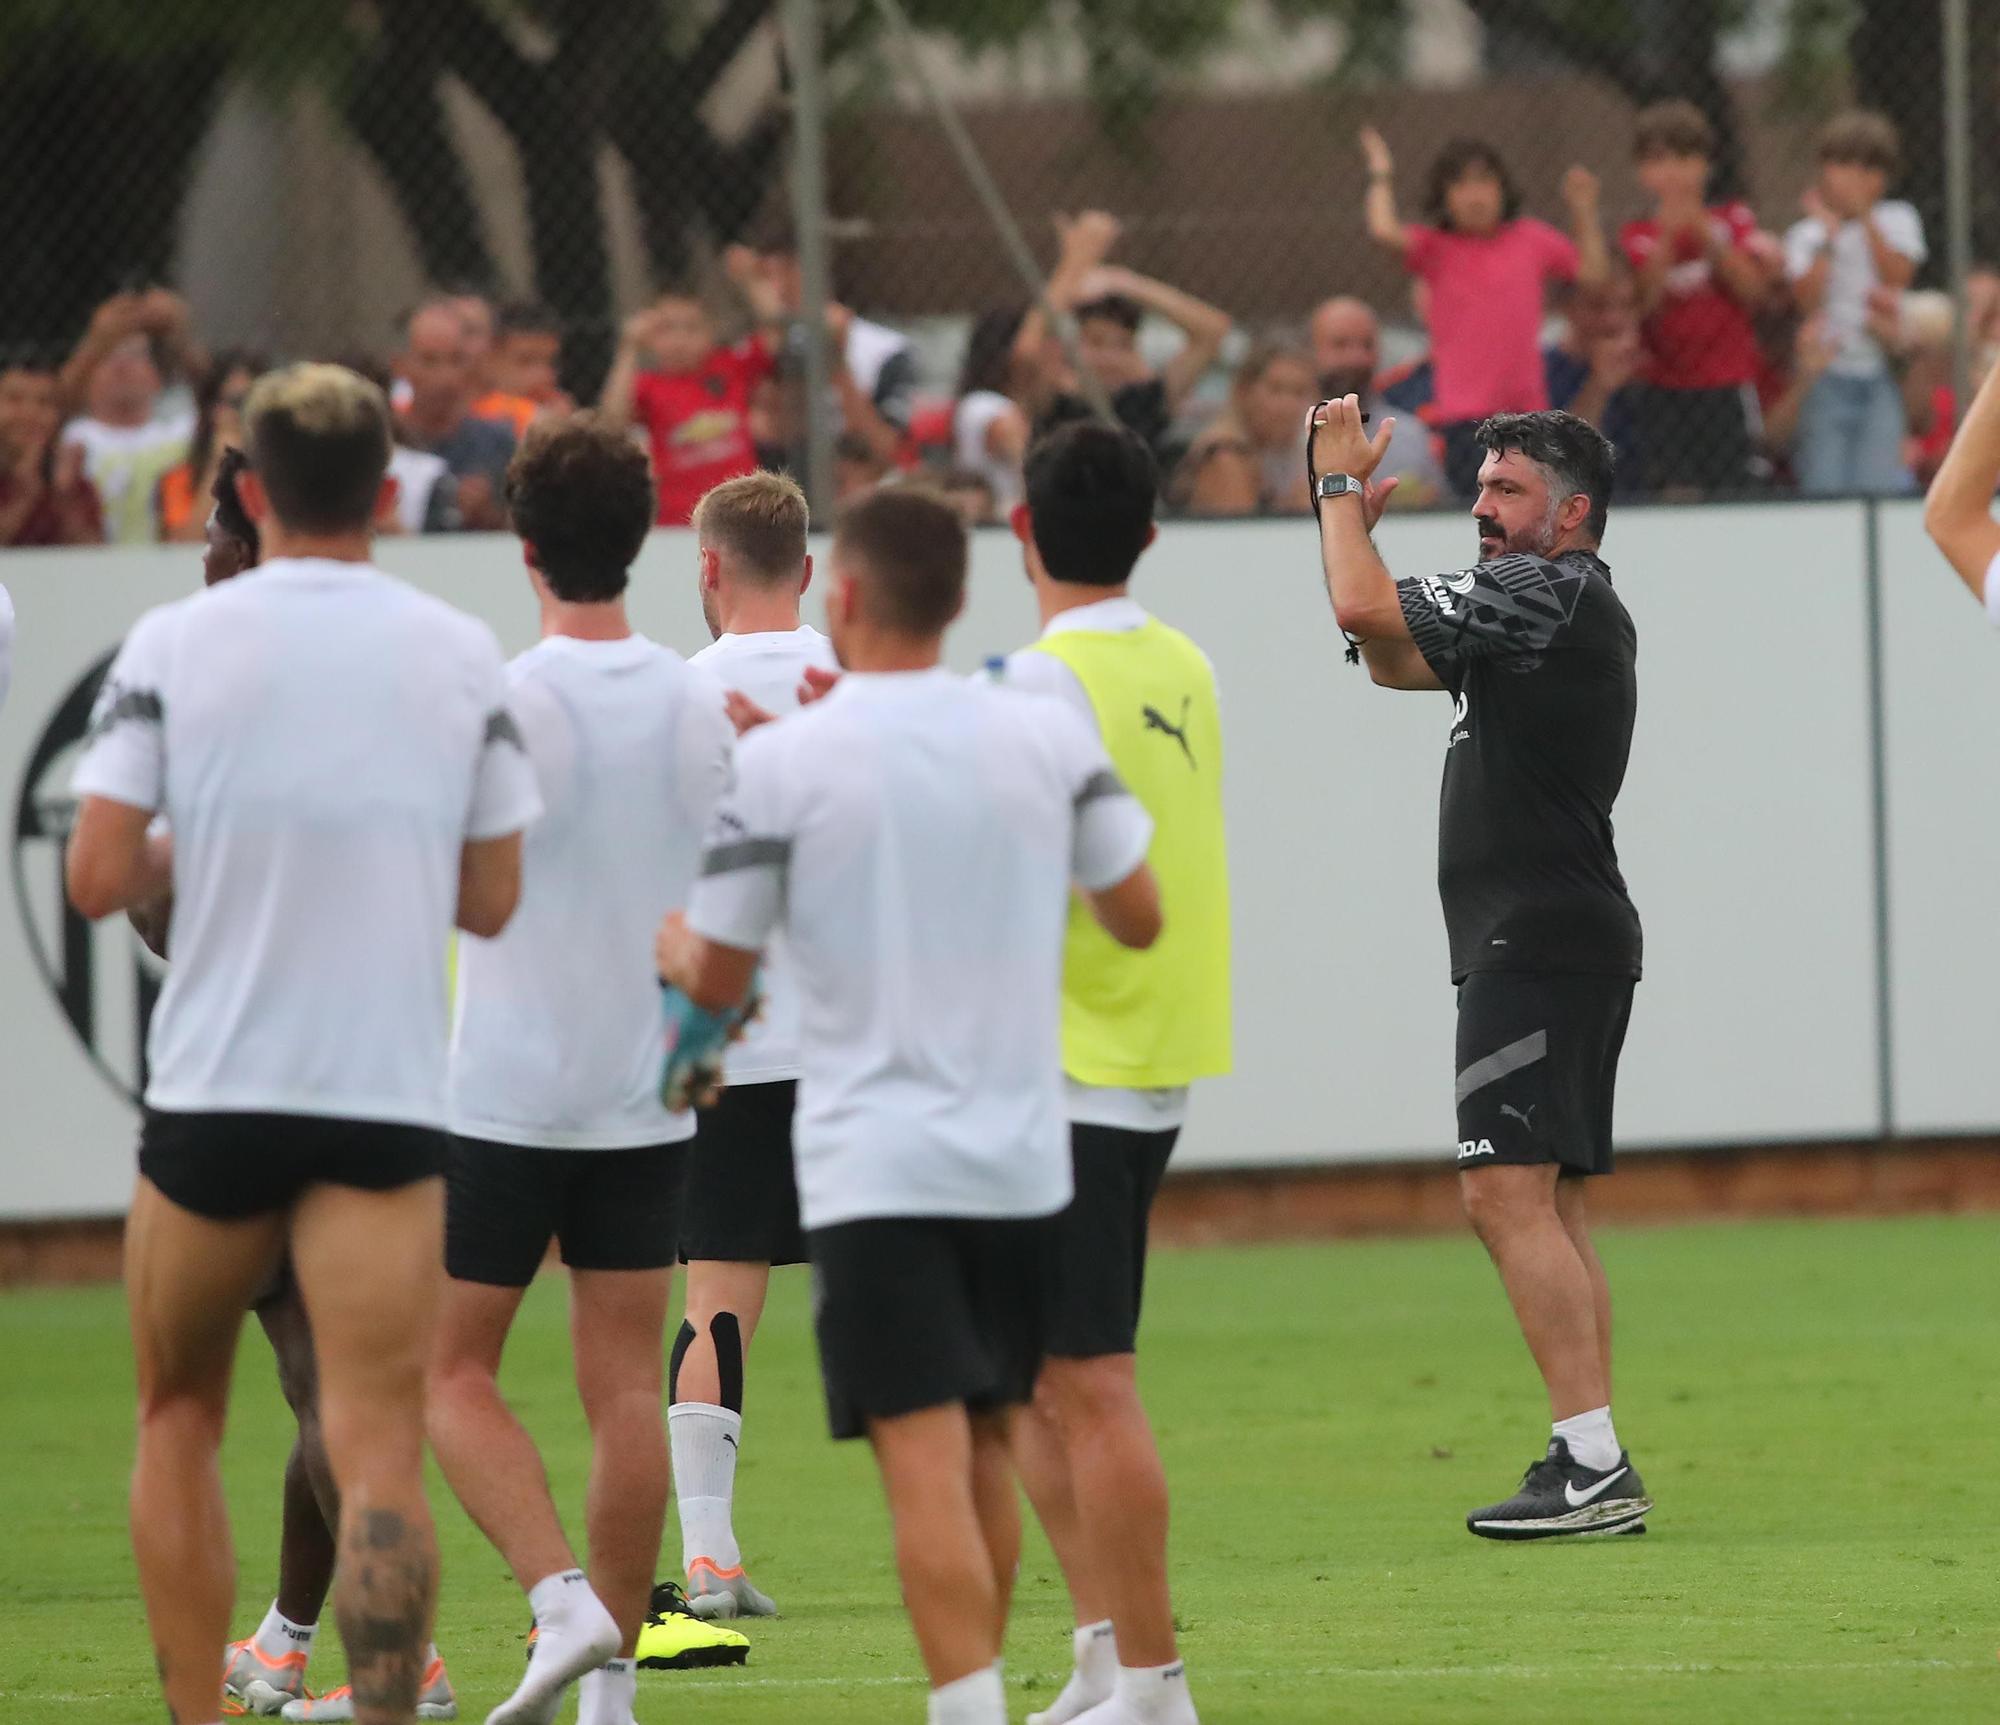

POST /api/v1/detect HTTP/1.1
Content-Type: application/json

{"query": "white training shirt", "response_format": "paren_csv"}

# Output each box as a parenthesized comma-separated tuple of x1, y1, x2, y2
(689, 624, 840, 1084)
(0, 582, 13, 716)
(686, 667, 1153, 1230)
(450, 635, 734, 1149)
(1783, 202, 1928, 376)
(1002, 595, 1203, 1134)
(71, 557, 542, 1126)
(1983, 550, 2000, 626)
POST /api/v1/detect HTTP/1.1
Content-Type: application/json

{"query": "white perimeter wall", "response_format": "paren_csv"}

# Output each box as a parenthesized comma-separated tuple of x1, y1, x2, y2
(1, 501, 1992, 1219)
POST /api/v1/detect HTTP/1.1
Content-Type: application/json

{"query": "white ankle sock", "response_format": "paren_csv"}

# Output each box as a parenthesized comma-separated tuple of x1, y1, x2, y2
(928, 1663, 1007, 1725)
(1028, 1620, 1116, 1724)
(577, 1658, 637, 1725)
(487, 1570, 621, 1725)
(251, 1600, 315, 1664)
(670, 1402, 743, 1571)
(1112, 1660, 1198, 1725)
(1553, 1405, 1621, 1472)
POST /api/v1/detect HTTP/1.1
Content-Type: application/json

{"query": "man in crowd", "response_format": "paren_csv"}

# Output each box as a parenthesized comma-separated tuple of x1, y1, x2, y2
(665, 470, 839, 1621)
(656, 487, 1161, 1725)
(0, 354, 103, 546)
(1311, 399, 1651, 1542)
(429, 415, 747, 1725)
(399, 301, 517, 530)
(1001, 422, 1227, 1725)
(66, 361, 541, 1725)
(1308, 295, 1442, 505)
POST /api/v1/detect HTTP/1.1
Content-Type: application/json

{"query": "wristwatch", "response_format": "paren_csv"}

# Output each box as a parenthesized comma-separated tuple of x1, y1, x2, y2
(1316, 472, 1366, 503)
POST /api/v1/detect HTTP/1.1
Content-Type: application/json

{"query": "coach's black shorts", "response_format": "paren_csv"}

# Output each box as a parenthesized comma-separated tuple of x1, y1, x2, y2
(679, 1080, 804, 1266)
(1638, 384, 1754, 493)
(446, 1138, 687, 1287)
(808, 1213, 1052, 1442)
(1454, 973, 1635, 1177)
(139, 1108, 446, 1222)
(1044, 1123, 1179, 1359)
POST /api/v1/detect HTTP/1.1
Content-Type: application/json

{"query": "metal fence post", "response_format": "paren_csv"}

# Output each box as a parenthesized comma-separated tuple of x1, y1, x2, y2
(781, 0, 835, 523)
(1943, 0, 1974, 411)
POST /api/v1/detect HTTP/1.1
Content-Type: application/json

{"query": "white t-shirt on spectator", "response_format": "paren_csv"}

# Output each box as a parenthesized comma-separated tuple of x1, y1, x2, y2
(62, 410, 195, 544)
(686, 667, 1153, 1230)
(451, 635, 733, 1149)
(0, 583, 13, 717)
(71, 557, 542, 1126)
(1001, 595, 1197, 1135)
(689, 624, 840, 1084)
(390, 446, 454, 534)
(1783, 201, 1927, 376)
(953, 390, 1025, 512)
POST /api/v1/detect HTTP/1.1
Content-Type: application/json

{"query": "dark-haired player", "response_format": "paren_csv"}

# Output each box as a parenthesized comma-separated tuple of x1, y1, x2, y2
(68, 363, 541, 1725)
(999, 422, 1226, 1725)
(426, 415, 748, 1725)
(656, 488, 1161, 1725)
(1312, 400, 1651, 1540)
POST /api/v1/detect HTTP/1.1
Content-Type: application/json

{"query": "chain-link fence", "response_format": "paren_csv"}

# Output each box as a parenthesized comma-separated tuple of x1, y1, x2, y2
(0, 0, 1993, 544)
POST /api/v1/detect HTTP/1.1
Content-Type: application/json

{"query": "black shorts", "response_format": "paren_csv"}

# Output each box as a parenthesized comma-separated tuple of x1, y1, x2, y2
(808, 1214, 1052, 1441)
(1455, 973, 1635, 1178)
(1637, 384, 1754, 492)
(139, 1108, 446, 1223)
(679, 1080, 804, 1266)
(445, 1138, 687, 1287)
(1045, 1123, 1179, 1359)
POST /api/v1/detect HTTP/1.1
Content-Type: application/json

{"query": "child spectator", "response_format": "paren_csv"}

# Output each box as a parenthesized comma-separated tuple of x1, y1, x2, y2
(0, 355, 102, 546)
(158, 349, 267, 542)
(1171, 343, 1317, 516)
(952, 306, 1042, 513)
(936, 465, 998, 527)
(1011, 210, 1231, 477)
(600, 254, 784, 526)
(1620, 101, 1774, 495)
(834, 430, 890, 502)
(59, 290, 204, 543)
(1783, 110, 1926, 495)
(1361, 127, 1609, 495)
(1543, 278, 1646, 494)
(478, 301, 573, 432)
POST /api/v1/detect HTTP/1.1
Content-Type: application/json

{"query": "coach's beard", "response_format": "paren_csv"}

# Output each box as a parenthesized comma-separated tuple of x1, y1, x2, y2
(1475, 499, 1563, 562)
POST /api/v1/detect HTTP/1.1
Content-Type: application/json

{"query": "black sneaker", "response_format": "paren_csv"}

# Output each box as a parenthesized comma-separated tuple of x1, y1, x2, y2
(1466, 1439, 1652, 1540)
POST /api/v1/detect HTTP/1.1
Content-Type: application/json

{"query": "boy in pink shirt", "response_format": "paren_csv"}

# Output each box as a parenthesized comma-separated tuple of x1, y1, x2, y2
(1361, 129, 1609, 495)
(1619, 100, 1776, 495)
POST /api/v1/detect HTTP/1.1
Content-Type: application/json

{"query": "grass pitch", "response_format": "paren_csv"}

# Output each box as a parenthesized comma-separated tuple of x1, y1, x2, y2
(1, 1214, 1995, 1724)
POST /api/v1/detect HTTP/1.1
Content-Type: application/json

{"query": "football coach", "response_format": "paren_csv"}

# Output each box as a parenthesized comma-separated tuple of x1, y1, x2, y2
(1309, 397, 1652, 1542)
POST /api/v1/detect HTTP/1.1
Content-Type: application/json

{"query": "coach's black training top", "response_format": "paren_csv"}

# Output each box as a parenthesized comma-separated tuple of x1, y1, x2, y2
(1395, 548, 1643, 983)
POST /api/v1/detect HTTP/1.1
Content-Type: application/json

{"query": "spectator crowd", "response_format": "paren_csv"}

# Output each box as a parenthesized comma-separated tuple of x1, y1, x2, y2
(4, 103, 1986, 552)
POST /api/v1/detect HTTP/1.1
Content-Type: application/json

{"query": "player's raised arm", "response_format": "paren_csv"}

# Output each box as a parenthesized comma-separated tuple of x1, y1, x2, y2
(1309, 394, 1443, 690)
(1923, 348, 2000, 609)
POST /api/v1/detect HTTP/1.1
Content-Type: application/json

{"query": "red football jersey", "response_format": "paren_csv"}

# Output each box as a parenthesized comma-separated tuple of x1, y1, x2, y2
(633, 337, 775, 526)
(1620, 204, 1763, 391)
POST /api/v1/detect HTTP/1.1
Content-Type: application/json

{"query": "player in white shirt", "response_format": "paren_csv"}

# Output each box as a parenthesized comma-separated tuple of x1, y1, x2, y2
(655, 488, 1162, 1725)
(657, 471, 840, 1621)
(66, 364, 541, 1725)
(425, 417, 747, 1725)
(1923, 323, 2000, 617)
